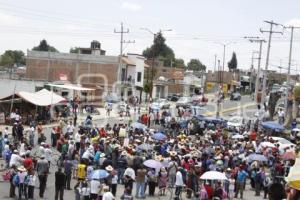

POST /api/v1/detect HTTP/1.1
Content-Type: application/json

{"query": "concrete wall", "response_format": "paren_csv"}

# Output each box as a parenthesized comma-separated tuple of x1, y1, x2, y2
(26, 50, 119, 87)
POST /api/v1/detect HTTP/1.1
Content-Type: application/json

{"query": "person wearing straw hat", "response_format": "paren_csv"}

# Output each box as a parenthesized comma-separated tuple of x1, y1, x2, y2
(17, 165, 28, 200)
(36, 155, 49, 198)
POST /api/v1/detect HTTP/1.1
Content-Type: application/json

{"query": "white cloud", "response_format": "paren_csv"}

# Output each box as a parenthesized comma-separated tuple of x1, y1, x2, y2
(0, 12, 21, 26)
(285, 18, 300, 27)
(121, 2, 142, 12)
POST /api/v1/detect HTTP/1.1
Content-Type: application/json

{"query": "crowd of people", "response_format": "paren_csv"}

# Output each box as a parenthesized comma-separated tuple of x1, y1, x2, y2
(0, 100, 299, 200)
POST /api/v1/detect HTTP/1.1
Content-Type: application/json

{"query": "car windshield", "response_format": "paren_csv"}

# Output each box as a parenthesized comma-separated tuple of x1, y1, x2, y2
(179, 97, 189, 101)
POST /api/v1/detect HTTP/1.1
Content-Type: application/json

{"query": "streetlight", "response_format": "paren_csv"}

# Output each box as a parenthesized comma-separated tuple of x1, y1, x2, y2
(214, 41, 236, 71)
(140, 27, 172, 100)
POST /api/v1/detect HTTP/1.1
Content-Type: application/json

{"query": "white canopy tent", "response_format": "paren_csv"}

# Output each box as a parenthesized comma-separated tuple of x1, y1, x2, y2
(46, 84, 95, 91)
(17, 89, 65, 106)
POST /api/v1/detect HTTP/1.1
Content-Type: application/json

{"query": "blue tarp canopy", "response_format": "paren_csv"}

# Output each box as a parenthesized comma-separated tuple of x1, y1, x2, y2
(261, 121, 284, 132)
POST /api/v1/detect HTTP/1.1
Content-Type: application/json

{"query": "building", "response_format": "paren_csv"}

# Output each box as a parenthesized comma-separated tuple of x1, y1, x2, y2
(26, 43, 146, 102)
(145, 60, 185, 98)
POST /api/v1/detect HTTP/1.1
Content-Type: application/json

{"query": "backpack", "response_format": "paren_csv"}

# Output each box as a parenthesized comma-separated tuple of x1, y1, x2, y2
(24, 174, 30, 185)
(12, 174, 20, 186)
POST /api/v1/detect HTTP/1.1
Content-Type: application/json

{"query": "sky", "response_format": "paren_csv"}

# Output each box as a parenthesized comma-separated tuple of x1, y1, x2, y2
(0, 0, 300, 73)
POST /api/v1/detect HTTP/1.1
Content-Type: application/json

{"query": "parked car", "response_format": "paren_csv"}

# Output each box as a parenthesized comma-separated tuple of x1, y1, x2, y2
(78, 107, 102, 123)
(176, 97, 192, 108)
(270, 137, 295, 151)
(227, 116, 244, 131)
(230, 92, 241, 101)
(104, 93, 120, 103)
(151, 99, 170, 109)
(167, 94, 181, 102)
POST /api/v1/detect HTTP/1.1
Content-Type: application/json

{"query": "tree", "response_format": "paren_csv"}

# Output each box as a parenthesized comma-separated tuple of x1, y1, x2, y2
(228, 52, 237, 71)
(32, 39, 58, 52)
(187, 59, 206, 71)
(70, 47, 80, 53)
(174, 58, 185, 68)
(142, 32, 175, 67)
(0, 50, 25, 67)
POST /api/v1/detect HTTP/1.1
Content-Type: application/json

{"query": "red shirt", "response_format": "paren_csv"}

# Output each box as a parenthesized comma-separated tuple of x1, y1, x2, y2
(23, 157, 33, 169)
(204, 185, 213, 200)
(250, 131, 257, 141)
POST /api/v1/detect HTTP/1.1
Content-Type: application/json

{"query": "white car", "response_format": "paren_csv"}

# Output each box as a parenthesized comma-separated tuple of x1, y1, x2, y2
(227, 116, 244, 131)
(270, 137, 295, 151)
(176, 97, 192, 108)
(151, 99, 170, 109)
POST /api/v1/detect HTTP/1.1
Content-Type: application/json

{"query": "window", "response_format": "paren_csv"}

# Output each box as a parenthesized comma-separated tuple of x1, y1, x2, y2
(137, 72, 142, 82)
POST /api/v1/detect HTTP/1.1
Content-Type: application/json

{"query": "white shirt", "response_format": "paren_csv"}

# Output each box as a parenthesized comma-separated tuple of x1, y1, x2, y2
(102, 191, 115, 200)
(75, 133, 81, 143)
(44, 148, 52, 162)
(9, 153, 24, 167)
(175, 171, 184, 186)
(67, 124, 74, 133)
(90, 180, 100, 194)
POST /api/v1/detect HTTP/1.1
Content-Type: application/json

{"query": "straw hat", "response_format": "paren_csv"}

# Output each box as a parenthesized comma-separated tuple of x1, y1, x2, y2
(17, 166, 27, 172)
(169, 151, 177, 157)
(160, 167, 166, 172)
(121, 151, 127, 156)
(155, 155, 163, 161)
(105, 165, 114, 171)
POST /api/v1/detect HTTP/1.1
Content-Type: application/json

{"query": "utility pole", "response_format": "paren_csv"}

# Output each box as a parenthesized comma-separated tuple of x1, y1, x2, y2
(114, 22, 133, 95)
(245, 37, 266, 103)
(284, 26, 300, 114)
(214, 54, 217, 72)
(216, 59, 221, 118)
(260, 20, 283, 104)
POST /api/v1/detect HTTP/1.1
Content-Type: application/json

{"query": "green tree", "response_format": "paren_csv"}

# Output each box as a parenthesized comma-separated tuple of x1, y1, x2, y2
(174, 58, 185, 68)
(187, 59, 206, 71)
(228, 52, 237, 71)
(142, 32, 175, 67)
(70, 47, 80, 53)
(32, 39, 58, 52)
(0, 50, 25, 67)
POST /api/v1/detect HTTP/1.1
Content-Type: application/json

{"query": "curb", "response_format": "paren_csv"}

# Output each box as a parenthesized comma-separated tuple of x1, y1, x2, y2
(204, 103, 257, 117)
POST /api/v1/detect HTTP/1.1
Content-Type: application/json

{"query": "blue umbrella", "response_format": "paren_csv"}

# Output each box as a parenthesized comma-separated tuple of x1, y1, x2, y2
(261, 121, 284, 132)
(152, 132, 167, 141)
(91, 169, 109, 179)
(248, 153, 268, 162)
(131, 122, 146, 130)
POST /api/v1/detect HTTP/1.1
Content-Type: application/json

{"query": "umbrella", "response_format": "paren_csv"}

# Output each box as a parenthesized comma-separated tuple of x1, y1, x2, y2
(137, 143, 153, 151)
(152, 132, 167, 141)
(143, 159, 163, 169)
(260, 142, 275, 148)
(261, 121, 284, 132)
(282, 152, 296, 160)
(124, 167, 135, 180)
(91, 169, 109, 179)
(131, 122, 146, 130)
(286, 158, 300, 189)
(200, 171, 228, 180)
(232, 134, 244, 139)
(293, 128, 300, 132)
(248, 153, 268, 162)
